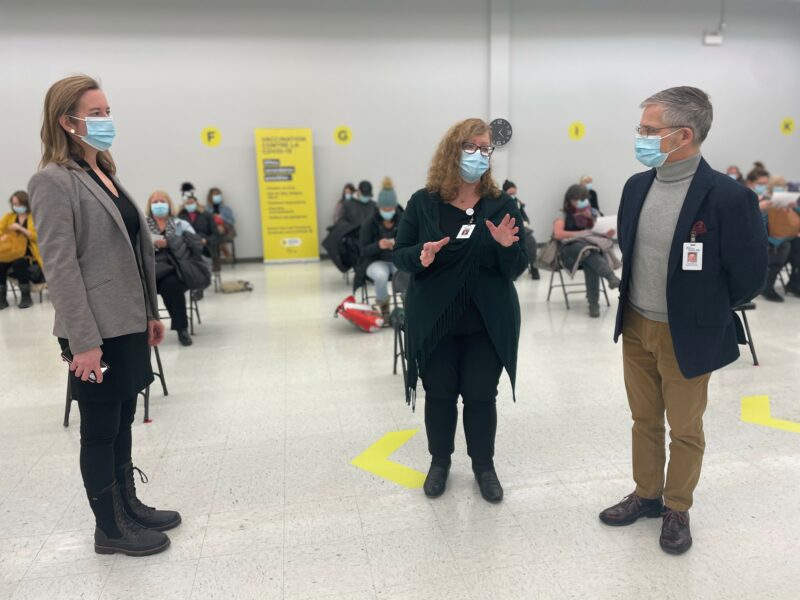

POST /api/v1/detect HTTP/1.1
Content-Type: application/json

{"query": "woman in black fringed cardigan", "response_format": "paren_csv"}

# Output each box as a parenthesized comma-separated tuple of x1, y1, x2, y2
(393, 118, 528, 504)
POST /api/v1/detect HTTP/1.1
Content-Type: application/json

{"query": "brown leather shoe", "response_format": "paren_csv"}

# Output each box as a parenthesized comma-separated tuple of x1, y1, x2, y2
(660, 508, 692, 555)
(599, 492, 664, 526)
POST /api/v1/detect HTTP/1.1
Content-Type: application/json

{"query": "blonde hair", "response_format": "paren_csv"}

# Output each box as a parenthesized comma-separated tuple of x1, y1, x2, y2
(147, 190, 175, 217)
(769, 175, 787, 191)
(39, 75, 116, 175)
(426, 118, 499, 202)
(381, 177, 394, 190)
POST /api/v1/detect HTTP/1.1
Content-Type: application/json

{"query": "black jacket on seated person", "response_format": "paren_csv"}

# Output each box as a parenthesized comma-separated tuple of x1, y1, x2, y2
(614, 157, 767, 378)
(177, 210, 218, 255)
(394, 189, 528, 405)
(352, 206, 404, 292)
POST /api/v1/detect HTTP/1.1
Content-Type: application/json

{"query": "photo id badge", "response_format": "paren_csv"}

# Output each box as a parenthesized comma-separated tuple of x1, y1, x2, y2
(456, 224, 476, 239)
(682, 242, 703, 271)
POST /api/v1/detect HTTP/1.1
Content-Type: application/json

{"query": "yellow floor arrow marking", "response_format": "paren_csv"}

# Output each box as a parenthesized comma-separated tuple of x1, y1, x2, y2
(742, 396, 800, 434)
(351, 429, 426, 488)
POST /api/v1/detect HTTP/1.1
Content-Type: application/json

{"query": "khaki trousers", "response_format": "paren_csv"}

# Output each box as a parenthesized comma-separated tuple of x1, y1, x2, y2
(622, 307, 711, 512)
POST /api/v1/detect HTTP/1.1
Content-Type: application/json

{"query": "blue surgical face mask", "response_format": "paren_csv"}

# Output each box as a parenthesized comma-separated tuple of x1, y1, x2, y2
(71, 116, 116, 151)
(460, 151, 490, 183)
(634, 128, 682, 168)
(380, 209, 396, 221)
(754, 184, 768, 196)
(344, 193, 353, 201)
(151, 202, 170, 217)
(727, 173, 738, 179)
(184, 202, 197, 213)
(772, 186, 787, 194)
(359, 195, 371, 204)
(584, 183, 593, 191)
(12, 205, 27, 215)
(211, 194, 223, 204)
(576, 199, 591, 210)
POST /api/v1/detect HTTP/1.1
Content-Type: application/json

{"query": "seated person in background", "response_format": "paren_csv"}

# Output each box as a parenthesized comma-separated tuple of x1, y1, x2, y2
(332, 183, 356, 225)
(147, 191, 196, 346)
(503, 179, 539, 279)
(745, 163, 771, 211)
(343, 180, 378, 226)
(207, 187, 236, 263)
(355, 177, 402, 318)
(553, 184, 620, 318)
(726, 165, 745, 184)
(178, 182, 221, 275)
(0, 191, 45, 309)
(580, 174, 603, 215)
(759, 175, 800, 301)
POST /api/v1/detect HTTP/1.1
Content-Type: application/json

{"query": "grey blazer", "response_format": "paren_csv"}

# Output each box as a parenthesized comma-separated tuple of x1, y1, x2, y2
(29, 160, 159, 355)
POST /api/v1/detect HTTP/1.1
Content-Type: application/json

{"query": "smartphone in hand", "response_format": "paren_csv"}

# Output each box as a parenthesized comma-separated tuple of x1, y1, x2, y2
(61, 350, 110, 383)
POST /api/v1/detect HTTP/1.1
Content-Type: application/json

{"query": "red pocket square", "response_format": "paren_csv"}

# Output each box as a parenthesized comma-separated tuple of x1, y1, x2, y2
(692, 221, 708, 235)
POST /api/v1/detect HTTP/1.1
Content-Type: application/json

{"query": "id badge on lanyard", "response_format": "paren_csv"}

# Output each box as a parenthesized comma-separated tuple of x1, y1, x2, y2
(682, 230, 703, 271)
(456, 208, 476, 239)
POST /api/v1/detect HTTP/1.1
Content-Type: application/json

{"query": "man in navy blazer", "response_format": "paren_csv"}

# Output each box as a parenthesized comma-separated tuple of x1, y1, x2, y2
(598, 87, 767, 555)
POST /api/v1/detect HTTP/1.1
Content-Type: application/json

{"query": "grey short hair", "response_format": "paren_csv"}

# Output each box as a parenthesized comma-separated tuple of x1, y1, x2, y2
(641, 86, 713, 144)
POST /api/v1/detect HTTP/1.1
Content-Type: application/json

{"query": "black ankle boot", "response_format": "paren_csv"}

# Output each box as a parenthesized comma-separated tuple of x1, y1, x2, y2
(116, 462, 182, 531)
(88, 483, 170, 556)
(530, 267, 540, 280)
(18, 284, 33, 309)
(474, 467, 503, 503)
(423, 461, 450, 498)
(0, 285, 8, 310)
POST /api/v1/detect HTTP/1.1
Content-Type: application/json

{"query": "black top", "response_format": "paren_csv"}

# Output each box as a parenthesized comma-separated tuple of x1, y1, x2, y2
(378, 224, 398, 263)
(439, 200, 482, 239)
(352, 207, 404, 291)
(79, 160, 140, 248)
(589, 189, 603, 215)
(515, 199, 530, 224)
(394, 189, 529, 405)
(18, 216, 33, 258)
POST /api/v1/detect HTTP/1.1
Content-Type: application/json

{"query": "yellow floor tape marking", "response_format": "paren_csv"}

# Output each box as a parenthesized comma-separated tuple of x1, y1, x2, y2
(741, 396, 800, 434)
(351, 429, 426, 488)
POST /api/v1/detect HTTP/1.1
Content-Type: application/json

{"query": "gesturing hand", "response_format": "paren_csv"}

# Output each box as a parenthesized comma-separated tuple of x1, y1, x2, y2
(486, 214, 519, 248)
(420, 237, 450, 267)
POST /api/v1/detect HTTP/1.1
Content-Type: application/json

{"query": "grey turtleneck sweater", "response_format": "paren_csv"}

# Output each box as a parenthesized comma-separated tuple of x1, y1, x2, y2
(628, 153, 702, 322)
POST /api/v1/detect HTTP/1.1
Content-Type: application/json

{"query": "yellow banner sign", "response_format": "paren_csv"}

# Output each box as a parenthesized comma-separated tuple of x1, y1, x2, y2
(254, 128, 320, 263)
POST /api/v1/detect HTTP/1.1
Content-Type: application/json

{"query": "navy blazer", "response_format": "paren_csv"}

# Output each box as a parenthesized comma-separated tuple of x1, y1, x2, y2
(614, 157, 768, 378)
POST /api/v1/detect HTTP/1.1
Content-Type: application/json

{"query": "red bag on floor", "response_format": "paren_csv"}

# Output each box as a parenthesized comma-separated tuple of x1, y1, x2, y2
(334, 295, 384, 333)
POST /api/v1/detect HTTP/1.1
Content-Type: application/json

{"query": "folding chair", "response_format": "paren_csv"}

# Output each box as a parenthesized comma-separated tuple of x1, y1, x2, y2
(734, 302, 758, 366)
(8, 278, 47, 304)
(546, 264, 610, 310)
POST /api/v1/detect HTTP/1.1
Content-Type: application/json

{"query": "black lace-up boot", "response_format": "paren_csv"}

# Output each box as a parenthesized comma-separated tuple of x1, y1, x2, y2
(116, 462, 182, 531)
(88, 483, 170, 556)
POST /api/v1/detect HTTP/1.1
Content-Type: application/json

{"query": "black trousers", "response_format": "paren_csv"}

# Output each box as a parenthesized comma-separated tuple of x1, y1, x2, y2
(421, 302, 504, 471)
(77, 396, 137, 492)
(158, 272, 188, 331)
(0, 258, 41, 285)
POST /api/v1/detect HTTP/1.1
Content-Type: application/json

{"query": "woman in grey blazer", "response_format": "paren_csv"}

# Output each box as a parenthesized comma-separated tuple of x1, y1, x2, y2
(29, 75, 180, 557)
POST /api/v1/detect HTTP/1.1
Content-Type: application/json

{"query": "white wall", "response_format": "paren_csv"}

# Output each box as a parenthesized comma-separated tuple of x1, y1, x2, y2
(508, 0, 800, 232)
(0, 0, 490, 258)
(2, 0, 799, 257)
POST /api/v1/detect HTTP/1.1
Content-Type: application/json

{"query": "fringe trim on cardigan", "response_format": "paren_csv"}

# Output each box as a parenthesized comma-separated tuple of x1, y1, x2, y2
(405, 262, 479, 412)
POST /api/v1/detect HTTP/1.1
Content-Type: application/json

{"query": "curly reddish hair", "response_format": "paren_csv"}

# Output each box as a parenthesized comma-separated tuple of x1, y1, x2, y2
(426, 118, 500, 202)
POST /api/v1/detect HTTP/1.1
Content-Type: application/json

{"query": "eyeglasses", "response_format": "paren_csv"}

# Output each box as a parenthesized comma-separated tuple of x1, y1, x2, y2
(635, 125, 689, 137)
(462, 141, 495, 157)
